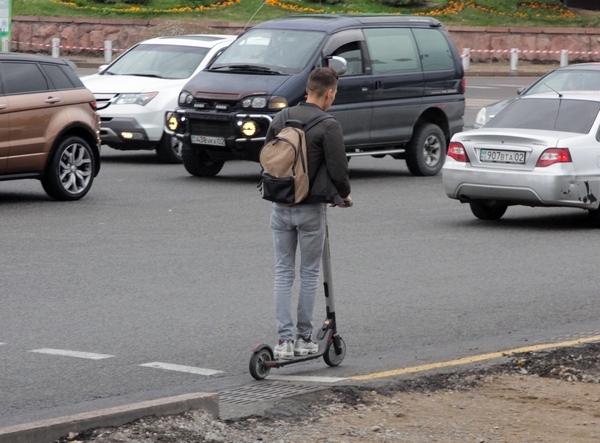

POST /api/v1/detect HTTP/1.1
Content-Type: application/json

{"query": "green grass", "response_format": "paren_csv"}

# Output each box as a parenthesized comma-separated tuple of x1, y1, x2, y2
(13, 0, 600, 27)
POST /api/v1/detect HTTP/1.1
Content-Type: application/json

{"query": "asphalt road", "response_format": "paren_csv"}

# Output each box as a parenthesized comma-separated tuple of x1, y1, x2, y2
(2, 76, 600, 428)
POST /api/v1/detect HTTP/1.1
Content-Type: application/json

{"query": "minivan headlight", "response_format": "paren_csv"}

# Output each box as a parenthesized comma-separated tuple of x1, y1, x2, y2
(115, 92, 157, 106)
(243, 96, 267, 109)
(268, 96, 288, 110)
(241, 96, 288, 110)
(178, 91, 194, 106)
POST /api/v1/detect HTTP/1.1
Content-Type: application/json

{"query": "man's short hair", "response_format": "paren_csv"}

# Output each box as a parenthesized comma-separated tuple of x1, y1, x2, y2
(307, 67, 339, 97)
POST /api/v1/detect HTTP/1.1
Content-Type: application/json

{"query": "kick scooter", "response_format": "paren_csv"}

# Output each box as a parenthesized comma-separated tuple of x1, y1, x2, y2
(249, 201, 351, 380)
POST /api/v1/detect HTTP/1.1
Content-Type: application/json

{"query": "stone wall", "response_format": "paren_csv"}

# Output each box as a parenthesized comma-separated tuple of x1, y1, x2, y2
(10, 16, 600, 64)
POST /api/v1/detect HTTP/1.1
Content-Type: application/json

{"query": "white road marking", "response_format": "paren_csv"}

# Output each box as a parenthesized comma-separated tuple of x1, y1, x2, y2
(466, 99, 497, 107)
(139, 362, 223, 376)
(266, 375, 347, 383)
(30, 348, 114, 360)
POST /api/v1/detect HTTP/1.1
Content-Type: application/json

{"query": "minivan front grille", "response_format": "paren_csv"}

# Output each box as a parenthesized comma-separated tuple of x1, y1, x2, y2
(190, 119, 231, 138)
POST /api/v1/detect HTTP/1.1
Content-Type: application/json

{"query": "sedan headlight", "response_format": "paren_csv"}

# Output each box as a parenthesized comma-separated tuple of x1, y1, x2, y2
(475, 107, 488, 127)
(115, 92, 157, 106)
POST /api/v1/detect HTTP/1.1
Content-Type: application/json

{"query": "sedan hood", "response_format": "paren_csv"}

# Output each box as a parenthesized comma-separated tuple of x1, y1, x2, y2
(182, 71, 292, 100)
(81, 74, 187, 93)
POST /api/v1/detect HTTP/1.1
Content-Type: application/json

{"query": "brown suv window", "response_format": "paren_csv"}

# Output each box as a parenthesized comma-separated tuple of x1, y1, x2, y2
(1, 62, 49, 94)
(42, 64, 76, 90)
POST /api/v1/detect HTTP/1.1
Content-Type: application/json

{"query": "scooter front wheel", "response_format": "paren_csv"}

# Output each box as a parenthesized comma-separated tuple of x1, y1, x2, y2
(323, 337, 346, 367)
(249, 347, 273, 380)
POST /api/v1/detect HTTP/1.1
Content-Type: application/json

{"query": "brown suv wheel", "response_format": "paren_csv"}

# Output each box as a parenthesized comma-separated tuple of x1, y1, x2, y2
(41, 136, 96, 201)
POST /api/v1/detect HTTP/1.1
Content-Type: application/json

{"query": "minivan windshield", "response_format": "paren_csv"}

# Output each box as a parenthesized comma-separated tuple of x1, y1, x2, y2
(210, 29, 326, 75)
(102, 44, 210, 79)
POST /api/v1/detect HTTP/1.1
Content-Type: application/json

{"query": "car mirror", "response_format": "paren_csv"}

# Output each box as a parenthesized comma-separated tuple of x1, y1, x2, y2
(98, 65, 108, 73)
(517, 87, 525, 95)
(328, 56, 348, 76)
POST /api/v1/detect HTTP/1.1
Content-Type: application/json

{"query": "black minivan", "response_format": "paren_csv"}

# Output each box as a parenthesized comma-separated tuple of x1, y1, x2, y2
(167, 14, 465, 177)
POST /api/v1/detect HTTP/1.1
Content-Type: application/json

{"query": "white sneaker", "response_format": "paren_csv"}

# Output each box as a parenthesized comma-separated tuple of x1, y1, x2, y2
(274, 340, 294, 360)
(295, 336, 318, 355)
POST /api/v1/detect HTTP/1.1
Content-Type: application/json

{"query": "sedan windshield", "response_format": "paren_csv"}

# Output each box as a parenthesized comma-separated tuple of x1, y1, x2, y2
(527, 70, 600, 94)
(103, 44, 210, 79)
(210, 29, 325, 74)
(485, 98, 600, 134)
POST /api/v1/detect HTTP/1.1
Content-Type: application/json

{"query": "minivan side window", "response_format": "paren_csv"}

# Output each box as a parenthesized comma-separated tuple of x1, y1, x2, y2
(412, 28, 455, 71)
(1, 62, 49, 94)
(363, 28, 420, 75)
(333, 42, 364, 76)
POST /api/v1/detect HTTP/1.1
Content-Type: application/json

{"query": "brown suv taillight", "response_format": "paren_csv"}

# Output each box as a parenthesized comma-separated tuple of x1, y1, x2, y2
(90, 101, 97, 111)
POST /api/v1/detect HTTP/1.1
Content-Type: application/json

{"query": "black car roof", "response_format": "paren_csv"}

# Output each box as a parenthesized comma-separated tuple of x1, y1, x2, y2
(252, 14, 443, 33)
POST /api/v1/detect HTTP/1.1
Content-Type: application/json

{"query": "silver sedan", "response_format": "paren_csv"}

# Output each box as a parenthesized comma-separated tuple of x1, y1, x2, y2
(443, 92, 600, 224)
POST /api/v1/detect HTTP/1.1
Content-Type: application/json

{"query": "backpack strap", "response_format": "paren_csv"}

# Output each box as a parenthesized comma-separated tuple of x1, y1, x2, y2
(303, 113, 333, 132)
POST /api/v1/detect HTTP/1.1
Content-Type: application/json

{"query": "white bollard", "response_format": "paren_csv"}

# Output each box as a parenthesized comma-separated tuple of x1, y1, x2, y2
(104, 40, 112, 64)
(560, 49, 569, 67)
(1, 37, 9, 53)
(510, 48, 519, 72)
(462, 48, 470, 71)
(52, 38, 60, 58)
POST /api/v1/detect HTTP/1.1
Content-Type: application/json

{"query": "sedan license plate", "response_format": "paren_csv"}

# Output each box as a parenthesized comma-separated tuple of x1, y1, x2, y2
(480, 149, 525, 164)
(191, 135, 225, 147)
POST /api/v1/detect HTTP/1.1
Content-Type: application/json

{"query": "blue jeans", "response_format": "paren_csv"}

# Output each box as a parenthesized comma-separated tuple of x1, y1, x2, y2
(271, 203, 326, 341)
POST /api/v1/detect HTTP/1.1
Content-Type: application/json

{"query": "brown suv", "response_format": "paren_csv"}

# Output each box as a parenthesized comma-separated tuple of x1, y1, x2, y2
(0, 54, 101, 200)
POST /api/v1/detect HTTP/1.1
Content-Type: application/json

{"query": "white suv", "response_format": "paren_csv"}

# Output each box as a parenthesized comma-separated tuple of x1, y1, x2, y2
(81, 34, 235, 163)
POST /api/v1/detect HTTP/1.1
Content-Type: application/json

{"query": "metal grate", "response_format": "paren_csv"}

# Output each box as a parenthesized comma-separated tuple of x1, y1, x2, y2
(190, 119, 231, 137)
(219, 382, 327, 405)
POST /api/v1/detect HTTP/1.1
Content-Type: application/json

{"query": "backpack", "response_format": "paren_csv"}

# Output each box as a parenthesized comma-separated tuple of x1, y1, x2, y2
(259, 108, 332, 204)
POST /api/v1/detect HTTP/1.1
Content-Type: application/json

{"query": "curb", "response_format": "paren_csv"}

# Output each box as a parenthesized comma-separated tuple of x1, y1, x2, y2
(0, 392, 219, 443)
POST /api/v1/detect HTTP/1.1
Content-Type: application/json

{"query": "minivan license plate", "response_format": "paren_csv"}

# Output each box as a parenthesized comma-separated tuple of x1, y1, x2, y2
(191, 135, 225, 147)
(480, 149, 525, 164)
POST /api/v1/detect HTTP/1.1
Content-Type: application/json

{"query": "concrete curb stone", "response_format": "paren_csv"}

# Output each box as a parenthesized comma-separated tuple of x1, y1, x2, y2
(0, 392, 218, 443)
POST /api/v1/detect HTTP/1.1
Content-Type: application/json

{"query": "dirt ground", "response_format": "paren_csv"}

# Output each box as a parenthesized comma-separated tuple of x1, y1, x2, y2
(58, 342, 600, 443)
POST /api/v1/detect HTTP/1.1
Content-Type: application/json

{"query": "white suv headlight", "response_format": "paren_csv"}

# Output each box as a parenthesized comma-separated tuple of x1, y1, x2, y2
(115, 92, 158, 106)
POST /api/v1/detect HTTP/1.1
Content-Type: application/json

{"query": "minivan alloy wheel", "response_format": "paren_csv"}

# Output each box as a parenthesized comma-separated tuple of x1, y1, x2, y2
(156, 132, 183, 164)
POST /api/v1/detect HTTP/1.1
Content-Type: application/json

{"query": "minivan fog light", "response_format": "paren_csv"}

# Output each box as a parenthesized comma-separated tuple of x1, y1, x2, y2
(167, 115, 179, 131)
(241, 121, 258, 137)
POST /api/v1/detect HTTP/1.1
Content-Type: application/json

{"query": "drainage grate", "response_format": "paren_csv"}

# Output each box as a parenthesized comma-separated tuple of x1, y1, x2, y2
(219, 382, 327, 405)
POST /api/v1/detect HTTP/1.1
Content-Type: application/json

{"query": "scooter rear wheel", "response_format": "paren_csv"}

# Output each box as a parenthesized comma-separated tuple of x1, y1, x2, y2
(323, 337, 346, 367)
(249, 347, 273, 380)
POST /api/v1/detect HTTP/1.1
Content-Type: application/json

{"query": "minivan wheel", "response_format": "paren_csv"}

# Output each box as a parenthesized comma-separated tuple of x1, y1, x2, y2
(469, 200, 508, 220)
(405, 123, 446, 176)
(181, 144, 224, 177)
(156, 132, 183, 164)
(41, 136, 95, 201)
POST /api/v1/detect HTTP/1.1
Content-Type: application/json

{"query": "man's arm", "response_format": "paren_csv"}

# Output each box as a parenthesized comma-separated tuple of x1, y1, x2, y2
(323, 120, 351, 198)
